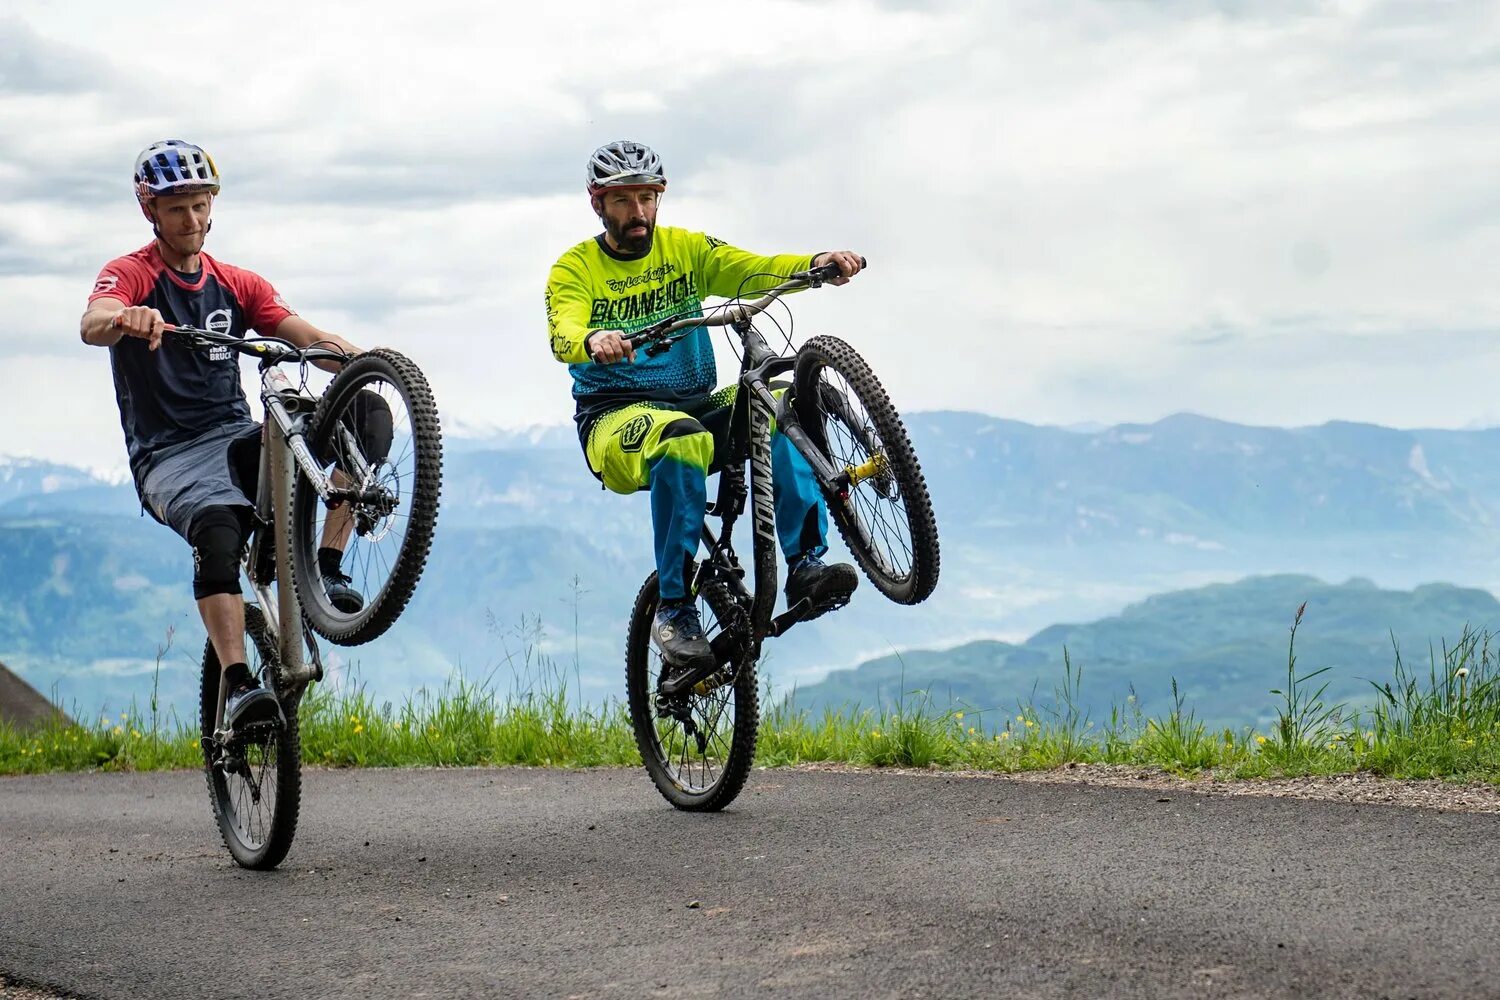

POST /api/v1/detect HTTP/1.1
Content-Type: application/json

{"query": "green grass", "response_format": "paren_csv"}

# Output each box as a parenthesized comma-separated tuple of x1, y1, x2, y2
(4, 616, 1499, 783)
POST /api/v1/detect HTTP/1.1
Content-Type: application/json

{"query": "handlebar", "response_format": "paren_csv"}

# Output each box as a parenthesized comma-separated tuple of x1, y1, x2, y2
(164, 325, 351, 366)
(620, 256, 867, 357)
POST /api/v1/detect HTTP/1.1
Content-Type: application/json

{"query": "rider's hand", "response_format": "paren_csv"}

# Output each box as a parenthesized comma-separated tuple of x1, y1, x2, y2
(586, 329, 635, 364)
(812, 251, 864, 287)
(111, 306, 167, 351)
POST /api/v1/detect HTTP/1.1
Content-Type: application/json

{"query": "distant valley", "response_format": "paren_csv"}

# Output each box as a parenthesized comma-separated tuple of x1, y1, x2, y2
(5, 411, 1500, 724)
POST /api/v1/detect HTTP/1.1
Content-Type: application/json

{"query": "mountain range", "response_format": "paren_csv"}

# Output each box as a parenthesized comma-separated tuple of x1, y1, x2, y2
(4, 411, 1499, 723)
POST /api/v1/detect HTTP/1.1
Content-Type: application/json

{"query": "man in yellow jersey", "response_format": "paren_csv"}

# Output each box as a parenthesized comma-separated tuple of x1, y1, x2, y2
(546, 140, 866, 671)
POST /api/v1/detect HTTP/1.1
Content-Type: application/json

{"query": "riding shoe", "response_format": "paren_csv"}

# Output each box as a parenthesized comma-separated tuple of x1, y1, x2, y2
(323, 569, 365, 614)
(653, 601, 716, 673)
(225, 680, 282, 731)
(785, 553, 858, 620)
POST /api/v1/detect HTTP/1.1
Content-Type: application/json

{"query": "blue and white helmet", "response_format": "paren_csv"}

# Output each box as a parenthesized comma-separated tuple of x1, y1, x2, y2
(586, 140, 666, 195)
(134, 139, 220, 209)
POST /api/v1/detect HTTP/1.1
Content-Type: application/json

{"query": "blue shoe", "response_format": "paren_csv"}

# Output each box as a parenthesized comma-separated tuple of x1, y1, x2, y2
(653, 602, 715, 672)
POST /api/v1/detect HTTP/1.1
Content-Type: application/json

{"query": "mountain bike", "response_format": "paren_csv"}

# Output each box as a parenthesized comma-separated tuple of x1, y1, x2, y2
(621, 260, 940, 810)
(167, 326, 442, 869)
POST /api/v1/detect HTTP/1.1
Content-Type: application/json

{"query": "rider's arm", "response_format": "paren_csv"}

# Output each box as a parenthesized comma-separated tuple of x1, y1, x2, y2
(546, 257, 606, 364)
(219, 265, 355, 373)
(696, 235, 816, 299)
(274, 315, 361, 374)
(80, 257, 162, 349)
(80, 298, 131, 347)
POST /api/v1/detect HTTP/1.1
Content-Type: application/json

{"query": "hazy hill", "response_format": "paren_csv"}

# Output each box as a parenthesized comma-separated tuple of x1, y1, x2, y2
(790, 575, 1498, 729)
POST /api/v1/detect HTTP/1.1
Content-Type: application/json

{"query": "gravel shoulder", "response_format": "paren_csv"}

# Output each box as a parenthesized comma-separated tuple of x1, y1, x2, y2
(794, 762, 1500, 813)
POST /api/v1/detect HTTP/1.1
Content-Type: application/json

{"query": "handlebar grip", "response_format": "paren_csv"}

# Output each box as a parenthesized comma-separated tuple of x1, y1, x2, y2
(812, 256, 868, 280)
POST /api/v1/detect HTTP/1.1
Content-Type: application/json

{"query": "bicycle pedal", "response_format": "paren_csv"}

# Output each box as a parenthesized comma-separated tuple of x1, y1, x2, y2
(226, 718, 283, 745)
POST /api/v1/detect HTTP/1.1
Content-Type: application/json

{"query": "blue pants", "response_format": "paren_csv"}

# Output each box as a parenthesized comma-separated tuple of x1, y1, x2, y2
(586, 387, 829, 601)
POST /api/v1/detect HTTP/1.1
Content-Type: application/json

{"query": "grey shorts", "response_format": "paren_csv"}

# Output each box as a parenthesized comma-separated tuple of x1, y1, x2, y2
(138, 422, 263, 541)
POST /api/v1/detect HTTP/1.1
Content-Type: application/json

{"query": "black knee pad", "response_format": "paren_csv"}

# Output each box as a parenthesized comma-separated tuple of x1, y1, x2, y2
(189, 506, 248, 600)
(351, 390, 394, 465)
(323, 390, 395, 470)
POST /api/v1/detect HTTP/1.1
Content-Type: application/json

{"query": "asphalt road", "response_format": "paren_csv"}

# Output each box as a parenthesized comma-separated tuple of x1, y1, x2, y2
(2, 767, 1497, 999)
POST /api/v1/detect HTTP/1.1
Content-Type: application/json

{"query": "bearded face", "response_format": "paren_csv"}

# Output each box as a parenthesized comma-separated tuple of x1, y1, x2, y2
(597, 188, 661, 254)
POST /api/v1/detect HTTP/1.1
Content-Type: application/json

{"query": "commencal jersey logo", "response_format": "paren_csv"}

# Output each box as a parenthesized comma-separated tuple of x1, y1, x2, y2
(589, 271, 698, 329)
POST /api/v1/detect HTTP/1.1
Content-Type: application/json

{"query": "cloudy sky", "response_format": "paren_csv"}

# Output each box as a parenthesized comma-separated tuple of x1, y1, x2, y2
(3, 0, 1498, 474)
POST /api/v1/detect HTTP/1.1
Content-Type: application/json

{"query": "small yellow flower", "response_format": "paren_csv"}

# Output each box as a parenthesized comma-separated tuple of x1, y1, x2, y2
(1016, 715, 1026, 723)
(871, 730, 882, 739)
(1000, 731, 1011, 741)
(1255, 735, 1268, 745)
(1024, 719, 1035, 728)
(113, 726, 123, 736)
(131, 729, 142, 740)
(967, 727, 976, 735)
(954, 711, 964, 721)
(353, 723, 364, 734)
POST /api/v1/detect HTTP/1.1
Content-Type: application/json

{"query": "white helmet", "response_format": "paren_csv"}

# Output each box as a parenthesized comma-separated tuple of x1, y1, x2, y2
(134, 139, 220, 204)
(586, 140, 666, 195)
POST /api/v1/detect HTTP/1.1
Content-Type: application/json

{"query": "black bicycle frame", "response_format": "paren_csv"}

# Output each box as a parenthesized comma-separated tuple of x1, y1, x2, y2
(658, 316, 855, 699)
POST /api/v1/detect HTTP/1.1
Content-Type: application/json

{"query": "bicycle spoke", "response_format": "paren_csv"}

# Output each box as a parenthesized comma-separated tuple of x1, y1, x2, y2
(809, 363, 916, 585)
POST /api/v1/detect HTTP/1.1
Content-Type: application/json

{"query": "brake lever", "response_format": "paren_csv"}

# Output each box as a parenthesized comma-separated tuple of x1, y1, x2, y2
(163, 326, 205, 349)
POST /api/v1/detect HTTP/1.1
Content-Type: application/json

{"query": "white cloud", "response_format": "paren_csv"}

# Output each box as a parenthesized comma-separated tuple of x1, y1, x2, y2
(4, 0, 1500, 473)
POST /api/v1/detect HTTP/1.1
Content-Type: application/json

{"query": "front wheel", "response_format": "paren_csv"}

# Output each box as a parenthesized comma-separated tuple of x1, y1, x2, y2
(625, 572, 759, 811)
(792, 335, 940, 604)
(200, 603, 302, 870)
(291, 348, 443, 646)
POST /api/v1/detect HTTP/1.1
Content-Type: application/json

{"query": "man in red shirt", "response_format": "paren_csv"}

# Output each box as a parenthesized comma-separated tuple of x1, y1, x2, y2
(78, 140, 372, 728)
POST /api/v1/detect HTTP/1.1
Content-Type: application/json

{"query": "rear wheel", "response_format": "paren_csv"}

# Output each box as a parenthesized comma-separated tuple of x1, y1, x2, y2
(291, 348, 442, 646)
(792, 335, 940, 604)
(625, 572, 759, 811)
(200, 603, 301, 870)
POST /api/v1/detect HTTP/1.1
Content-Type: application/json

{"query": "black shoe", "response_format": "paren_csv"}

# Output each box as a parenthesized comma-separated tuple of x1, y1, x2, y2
(322, 569, 365, 614)
(785, 553, 858, 620)
(225, 679, 282, 731)
(652, 602, 716, 672)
